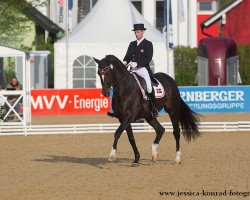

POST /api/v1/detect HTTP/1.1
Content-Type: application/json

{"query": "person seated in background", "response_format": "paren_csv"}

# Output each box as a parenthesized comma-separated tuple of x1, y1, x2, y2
(3, 76, 23, 115)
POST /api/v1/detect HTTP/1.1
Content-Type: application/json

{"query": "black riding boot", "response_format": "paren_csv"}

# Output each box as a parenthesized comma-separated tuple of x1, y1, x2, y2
(107, 111, 115, 118)
(148, 91, 159, 117)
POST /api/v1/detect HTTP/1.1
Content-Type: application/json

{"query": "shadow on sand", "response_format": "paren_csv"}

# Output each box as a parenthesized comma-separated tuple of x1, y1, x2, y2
(33, 155, 132, 169)
(33, 155, 174, 169)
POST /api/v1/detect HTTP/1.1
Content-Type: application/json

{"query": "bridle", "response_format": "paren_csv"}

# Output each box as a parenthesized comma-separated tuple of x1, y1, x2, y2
(98, 64, 115, 88)
(97, 65, 113, 75)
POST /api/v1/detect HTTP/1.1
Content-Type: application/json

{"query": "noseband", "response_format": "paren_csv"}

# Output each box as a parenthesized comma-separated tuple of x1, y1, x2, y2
(98, 65, 113, 75)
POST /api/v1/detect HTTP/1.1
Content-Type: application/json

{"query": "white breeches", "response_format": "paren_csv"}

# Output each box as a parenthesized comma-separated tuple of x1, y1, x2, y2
(132, 67, 152, 93)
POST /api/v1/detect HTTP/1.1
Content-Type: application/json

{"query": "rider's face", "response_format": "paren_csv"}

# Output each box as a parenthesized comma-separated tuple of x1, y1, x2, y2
(134, 30, 144, 40)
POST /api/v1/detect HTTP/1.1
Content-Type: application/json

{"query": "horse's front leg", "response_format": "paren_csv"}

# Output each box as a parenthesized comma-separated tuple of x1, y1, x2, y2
(108, 118, 131, 162)
(126, 124, 140, 166)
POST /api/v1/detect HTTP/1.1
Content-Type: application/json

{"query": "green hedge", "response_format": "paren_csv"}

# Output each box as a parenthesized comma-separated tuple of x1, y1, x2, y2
(237, 45, 250, 85)
(174, 47, 197, 86)
(174, 46, 250, 86)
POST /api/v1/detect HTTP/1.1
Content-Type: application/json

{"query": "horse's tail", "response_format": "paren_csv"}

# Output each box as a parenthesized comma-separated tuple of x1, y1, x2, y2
(179, 98, 201, 142)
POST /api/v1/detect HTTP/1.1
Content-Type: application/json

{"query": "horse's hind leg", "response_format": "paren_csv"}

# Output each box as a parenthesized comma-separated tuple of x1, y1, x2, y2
(169, 114, 181, 164)
(145, 117, 165, 161)
(126, 125, 140, 166)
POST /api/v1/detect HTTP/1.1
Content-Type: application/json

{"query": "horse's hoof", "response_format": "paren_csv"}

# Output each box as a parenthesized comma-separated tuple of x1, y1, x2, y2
(108, 157, 116, 162)
(152, 153, 158, 162)
(174, 160, 181, 164)
(152, 156, 157, 162)
(132, 162, 139, 167)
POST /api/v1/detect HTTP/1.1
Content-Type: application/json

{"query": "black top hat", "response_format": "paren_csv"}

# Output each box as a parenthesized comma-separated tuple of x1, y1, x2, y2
(132, 23, 146, 31)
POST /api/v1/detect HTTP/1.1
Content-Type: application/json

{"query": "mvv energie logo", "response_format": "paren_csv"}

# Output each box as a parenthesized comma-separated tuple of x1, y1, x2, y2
(31, 95, 69, 109)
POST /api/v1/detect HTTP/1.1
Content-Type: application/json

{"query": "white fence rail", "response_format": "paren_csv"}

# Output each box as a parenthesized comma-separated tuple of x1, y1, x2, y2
(0, 121, 250, 136)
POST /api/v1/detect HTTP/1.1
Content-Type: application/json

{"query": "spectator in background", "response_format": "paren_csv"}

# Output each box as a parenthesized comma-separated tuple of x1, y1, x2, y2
(4, 76, 23, 114)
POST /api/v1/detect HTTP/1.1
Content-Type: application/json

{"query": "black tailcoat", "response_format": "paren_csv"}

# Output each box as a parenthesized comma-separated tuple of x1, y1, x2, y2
(123, 39, 153, 75)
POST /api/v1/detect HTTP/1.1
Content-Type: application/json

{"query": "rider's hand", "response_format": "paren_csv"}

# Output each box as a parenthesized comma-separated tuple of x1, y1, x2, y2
(131, 62, 137, 68)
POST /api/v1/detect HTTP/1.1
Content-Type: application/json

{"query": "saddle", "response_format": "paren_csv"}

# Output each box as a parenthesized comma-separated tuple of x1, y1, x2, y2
(131, 72, 165, 100)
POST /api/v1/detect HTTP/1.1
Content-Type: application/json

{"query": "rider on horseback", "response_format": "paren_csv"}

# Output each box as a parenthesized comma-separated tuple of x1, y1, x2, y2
(107, 23, 158, 118)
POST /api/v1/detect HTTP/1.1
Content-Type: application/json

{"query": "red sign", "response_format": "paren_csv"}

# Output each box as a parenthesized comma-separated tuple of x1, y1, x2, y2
(197, 14, 219, 44)
(31, 89, 110, 115)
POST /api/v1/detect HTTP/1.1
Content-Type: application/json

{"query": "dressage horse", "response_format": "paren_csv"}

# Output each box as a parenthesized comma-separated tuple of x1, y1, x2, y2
(94, 55, 201, 166)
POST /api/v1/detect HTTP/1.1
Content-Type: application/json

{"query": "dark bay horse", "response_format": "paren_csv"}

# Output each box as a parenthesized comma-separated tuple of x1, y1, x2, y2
(94, 55, 201, 166)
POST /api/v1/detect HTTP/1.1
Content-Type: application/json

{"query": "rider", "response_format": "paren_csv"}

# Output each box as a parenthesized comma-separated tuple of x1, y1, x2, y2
(107, 23, 158, 118)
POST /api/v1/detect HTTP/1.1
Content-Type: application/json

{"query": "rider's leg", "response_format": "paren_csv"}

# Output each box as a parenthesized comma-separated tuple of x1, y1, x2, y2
(132, 67, 152, 92)
(148, 90, 158, 117)
(132, 67, 158, 117)
(107, 111, 115, 117)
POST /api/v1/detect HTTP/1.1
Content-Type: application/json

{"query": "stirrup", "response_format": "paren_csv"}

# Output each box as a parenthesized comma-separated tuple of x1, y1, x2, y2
(107, 112, 115, 118)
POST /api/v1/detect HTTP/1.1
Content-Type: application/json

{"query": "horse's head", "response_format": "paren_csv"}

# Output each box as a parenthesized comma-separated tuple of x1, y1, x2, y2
(94, 56, 114, 97)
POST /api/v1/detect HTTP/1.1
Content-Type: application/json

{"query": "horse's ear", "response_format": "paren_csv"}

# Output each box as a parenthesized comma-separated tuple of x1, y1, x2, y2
(105, 55, 113, 65)
(93, 57, 100, 64)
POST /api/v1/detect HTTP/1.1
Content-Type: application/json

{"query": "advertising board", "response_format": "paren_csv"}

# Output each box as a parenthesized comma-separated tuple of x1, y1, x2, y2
(31, 89, 110, 115)
(31, 86, 250, 115)
(179, 86, 250, 113)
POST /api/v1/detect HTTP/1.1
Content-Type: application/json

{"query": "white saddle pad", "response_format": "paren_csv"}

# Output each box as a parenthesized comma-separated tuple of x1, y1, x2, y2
(153, 79, 165, 99)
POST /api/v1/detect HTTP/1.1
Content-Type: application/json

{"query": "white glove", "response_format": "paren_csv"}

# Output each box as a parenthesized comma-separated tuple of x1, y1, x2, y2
(123, 61, 127, 65)
(131, 62, 137, 68)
